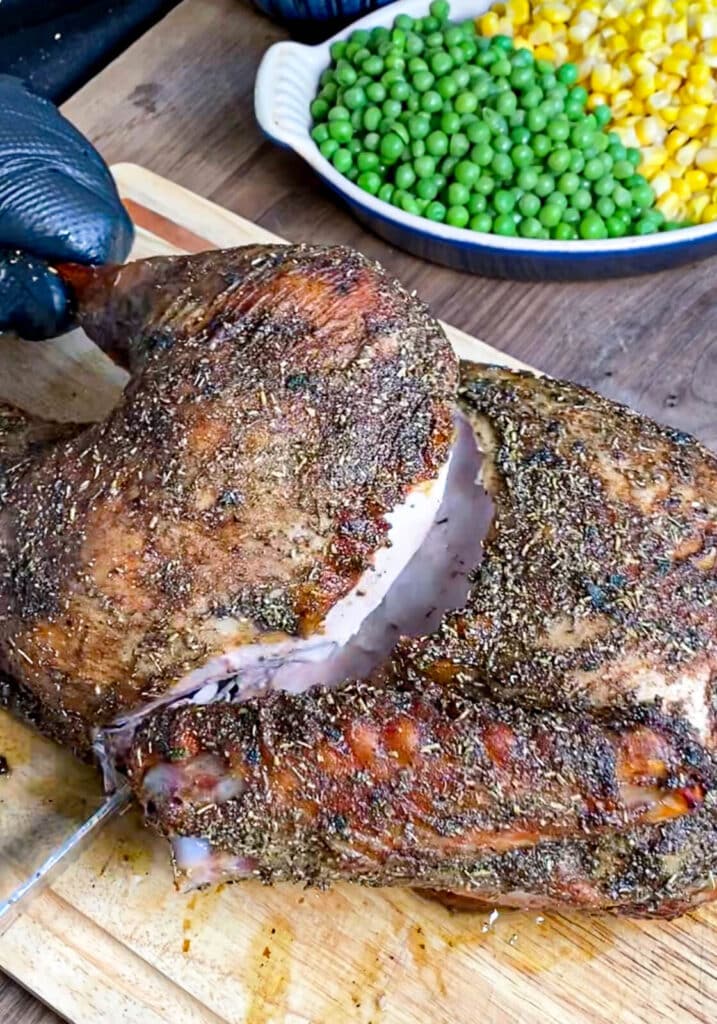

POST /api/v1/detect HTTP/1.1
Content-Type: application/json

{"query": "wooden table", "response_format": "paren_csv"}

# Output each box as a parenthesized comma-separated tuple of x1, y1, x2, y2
(3, 0, 717, 1018)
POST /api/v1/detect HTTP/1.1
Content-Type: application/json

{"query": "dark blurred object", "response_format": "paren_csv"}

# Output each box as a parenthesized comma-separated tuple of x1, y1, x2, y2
(251, 0, 394, 42)
(0, 75, 132, 339)
(0, 0, 180, 103)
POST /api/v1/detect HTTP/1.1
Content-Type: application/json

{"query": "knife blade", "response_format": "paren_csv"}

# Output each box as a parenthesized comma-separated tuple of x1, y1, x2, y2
(0, 782, 132, 934)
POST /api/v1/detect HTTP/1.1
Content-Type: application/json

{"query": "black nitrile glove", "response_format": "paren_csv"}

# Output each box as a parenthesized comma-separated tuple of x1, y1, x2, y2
(0, 75, 133, 339)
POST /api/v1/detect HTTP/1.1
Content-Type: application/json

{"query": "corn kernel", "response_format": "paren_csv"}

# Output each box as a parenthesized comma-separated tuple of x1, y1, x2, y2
(703, 203, 717, 222)
(666, 129, 689, 154)
(688, 63, 712, 87)
(662, 54, 689, 76)
(629, 52, 653, 75)
(534, 44, 557, 62)
(672, 178, 691, 199)
(479, 11, 501, 35)
(647, 0, 670, 17)
(685, 168, 709, 191)
(676, 139, 702, 166)
(676, 104, 709, 134)
(640, 146, 668, 177)
(528, 20, 553, 45)
(672, 40, 695, 60)
(636, 26, 663, 52)
(696, 147, 717, 175)
(661, 105, 680, 124)
(542, 3, 572, 24)
(656, 191, 685, 219)
(696, 13, 717, 40)
(626, 8, 645, 29)
(686, 193, 710, 220)
(506, 0, 530, 25)
(636, 116, 666, 146)
(651, 171, 673, 197)
(633, 73, 656, 100)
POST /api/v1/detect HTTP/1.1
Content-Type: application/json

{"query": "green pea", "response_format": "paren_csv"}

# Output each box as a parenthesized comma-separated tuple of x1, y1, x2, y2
(330, 40, 347, 61)
(471, 142, 494, 166)
(420, 90, 443, 112)
(493, 133, 512, 153)
(329, 120, 353, 142)
(520, 216, 543, 238)
(363, 55, 384, 77)
(381, 97, 402, 119)
(547, 118, 570, 142)
(311, 98, 330, 120)
(511, 125, 531, 145)
(470, 212, 493, 232)
(447, 181, 470, 206)
(594, 175, 615, 197)
(430, 51, 453, 76)
(596, 196, 616, 218)
(366, 82, 387, 104)
(572, 188, 592, 211)
(311, 123, 330, 143)
(350, 108, 363, 130)
(553, 221, 577, 240)
(512, 143, 534, 167)
(357, 150, 379, 171)
(510, 66, 534, 90)
(605, 214, 627, 237)
(547, 149, 571, 174)
(493, 212, 517, 235)
(583, 157, 605, 181)
(467, 193, 487, 214)
(455, 160, 480, 188)
(336, 61, 358, 87)
(446, 204, 470, 227)
(429, 0, 450, 20)
(426, 130, 449, 156)
(390, 80, 411, 102)
(417, 176, 439, 199)
(612, 159, 634, 180)
(453, 65, 472, 89)
(496, 90, 518, 116)
(626, 147, 642, 166)
(331, 147, 352, 173)
(546, 190, 568, 210)
(475, 174, 496, 195)
(518, 192, 541, 217)
(393, 162, 415, 189)
(517, 166, 539, 191)
(493, 188, 516, 214)
(492, 152, 513, 179)
(631, 184, 655, 209)
(406, 32, 425, 57)
(568, 149, 585, 173)
(539, 203, 562, 228)
(455, 91, 478, 114)
(579, 212, 608, 239)
(535, 172, 555, 197)
(594, 104, 612, 127)
(425, 199, 447, 221)
(357, 170, 381, 194)
(557, 171, 580, 195)
(414, 154, 436, 178)
(380, 132, 404, 164)
(557, 62, 578, 85)
(564, 100, 584, 122)
(438, 110, 459, 135)
(363, 131, 380, 151)
(328, 105, 350, 121)
(570, 85, 588, 107)
(413, 69, 435, 92)
(467, 120, 489, 145)
(531, 133, 551, 158)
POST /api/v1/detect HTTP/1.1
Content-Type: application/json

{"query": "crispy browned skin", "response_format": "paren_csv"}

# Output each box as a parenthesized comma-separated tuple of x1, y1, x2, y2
(129, 366, 717, 916)
(403, 365, 717, 720)
(0, 245, 455, 751)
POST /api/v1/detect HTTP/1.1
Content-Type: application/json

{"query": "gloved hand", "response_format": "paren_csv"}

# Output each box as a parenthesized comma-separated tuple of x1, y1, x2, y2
(0, 75, 133, 340)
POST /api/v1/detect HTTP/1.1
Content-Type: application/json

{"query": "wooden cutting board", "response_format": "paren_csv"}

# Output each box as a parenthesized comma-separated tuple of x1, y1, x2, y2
(0, 164, 715, 1024)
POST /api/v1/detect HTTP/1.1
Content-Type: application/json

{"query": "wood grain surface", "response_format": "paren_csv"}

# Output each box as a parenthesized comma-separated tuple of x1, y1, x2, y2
(1, 0, 716, 1018)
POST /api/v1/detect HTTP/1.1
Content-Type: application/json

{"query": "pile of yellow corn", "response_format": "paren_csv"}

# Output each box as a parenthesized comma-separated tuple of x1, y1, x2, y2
(477, 0, 717, 223)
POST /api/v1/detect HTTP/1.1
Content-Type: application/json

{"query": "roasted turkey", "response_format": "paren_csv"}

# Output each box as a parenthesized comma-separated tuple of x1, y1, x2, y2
(2, 244, 717, 918)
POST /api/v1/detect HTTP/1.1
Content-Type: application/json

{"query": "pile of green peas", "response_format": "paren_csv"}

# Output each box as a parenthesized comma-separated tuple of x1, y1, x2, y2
(310, 1, 676, 240)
